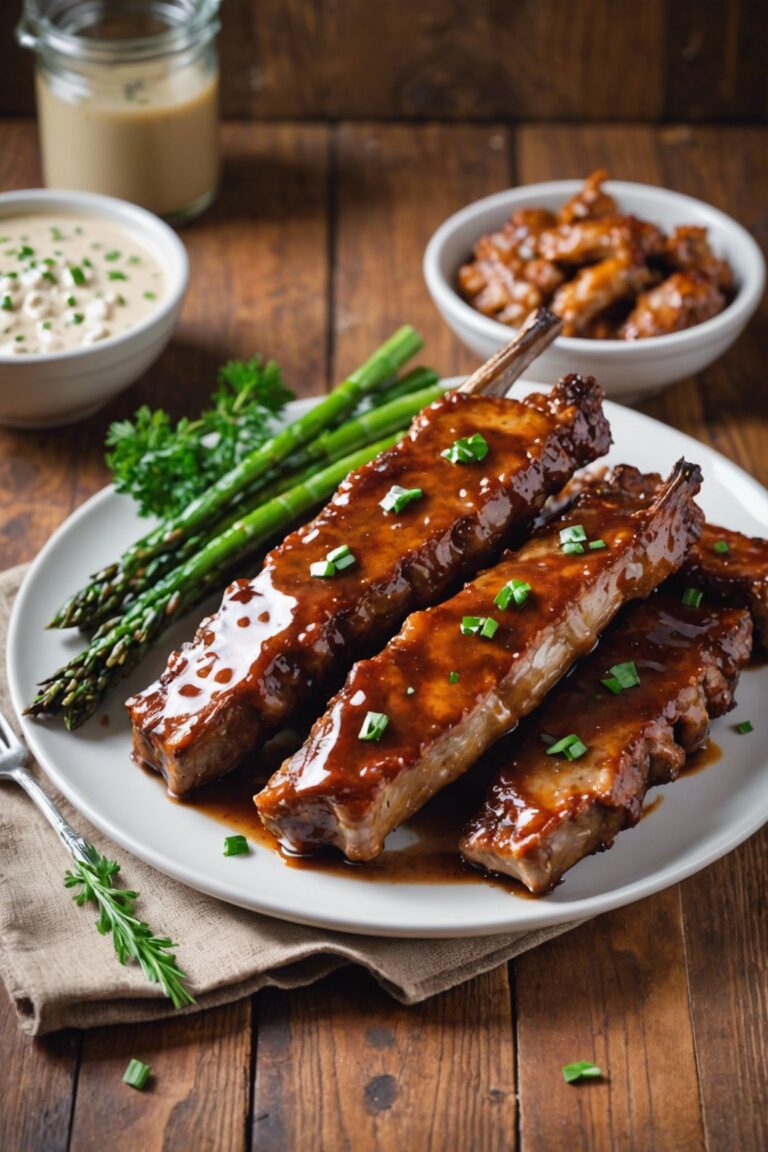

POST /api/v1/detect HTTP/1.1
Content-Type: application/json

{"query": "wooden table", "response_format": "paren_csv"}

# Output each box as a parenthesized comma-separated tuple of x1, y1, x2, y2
(1, 120, 766, 1152)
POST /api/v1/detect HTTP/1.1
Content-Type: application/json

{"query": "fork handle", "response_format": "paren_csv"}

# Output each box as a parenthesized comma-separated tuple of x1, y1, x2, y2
(11, 763, 96, 865)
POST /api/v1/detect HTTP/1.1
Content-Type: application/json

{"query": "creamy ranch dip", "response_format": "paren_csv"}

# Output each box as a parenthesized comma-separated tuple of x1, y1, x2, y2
(0, 214, 165, 355)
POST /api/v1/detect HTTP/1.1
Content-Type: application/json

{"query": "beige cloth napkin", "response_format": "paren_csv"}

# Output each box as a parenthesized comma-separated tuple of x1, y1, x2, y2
(0, 564, 587, 1035)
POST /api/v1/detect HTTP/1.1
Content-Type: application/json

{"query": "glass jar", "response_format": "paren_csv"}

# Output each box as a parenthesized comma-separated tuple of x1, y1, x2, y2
(17, 0, 221, 223)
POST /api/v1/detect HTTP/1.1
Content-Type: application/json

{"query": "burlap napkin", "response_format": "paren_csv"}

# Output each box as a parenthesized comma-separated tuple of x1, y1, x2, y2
(0, 564, 588, 1035)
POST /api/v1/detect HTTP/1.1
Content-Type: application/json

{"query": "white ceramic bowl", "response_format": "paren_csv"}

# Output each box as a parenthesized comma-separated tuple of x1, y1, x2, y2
(424, 180, 765, 403)
(0, 189, 189, 428)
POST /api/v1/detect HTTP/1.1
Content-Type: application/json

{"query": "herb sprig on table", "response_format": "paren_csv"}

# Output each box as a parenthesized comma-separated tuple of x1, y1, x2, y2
(65, 848, 195, 1009)
(106, 357, 294, 519)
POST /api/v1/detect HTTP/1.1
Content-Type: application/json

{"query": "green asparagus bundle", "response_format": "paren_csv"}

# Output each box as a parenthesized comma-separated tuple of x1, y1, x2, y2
(50, 328, 426, 630)
(28, 434, 402, 730)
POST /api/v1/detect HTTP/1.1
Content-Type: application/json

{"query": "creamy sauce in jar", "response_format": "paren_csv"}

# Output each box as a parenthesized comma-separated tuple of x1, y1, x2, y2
(35, 68, 219, 221)
(0, 214, 165, 355)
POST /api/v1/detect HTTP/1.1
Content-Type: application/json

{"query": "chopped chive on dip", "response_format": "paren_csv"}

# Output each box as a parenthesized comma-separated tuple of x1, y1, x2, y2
(735, 720, 754, 734)
(448, 671, 460, 684)
(562, 1061, 601, 1084)
(108, 270, 128, 281)
(379, 484, 424, 513)
(494, 578, 531, 610)
(713, 540, 730, 554)
(601, 660, 640, 695)
(69, 265, 86, 286)
(682, 587, 703, 608)
(105, 250, 121, 261)
(546, 733, 589, 761)
(359, 711, 389, 742)
(123, 1058, 151, 1090)
(460, 615, 499, 639)
(143, 290, 157, 301)
(1, 295, 12, 311)
(18, 244, 34, 259)
(441, 432, 489, 465)
(223, 834, 249, 856)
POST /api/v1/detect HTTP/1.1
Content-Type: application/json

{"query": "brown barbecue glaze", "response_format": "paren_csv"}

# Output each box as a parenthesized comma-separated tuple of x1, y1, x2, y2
(128, 375, 611, 795)
(556, 465, 768, 648)
(256, 461, 703, 860)
(460, 595, 752, 893)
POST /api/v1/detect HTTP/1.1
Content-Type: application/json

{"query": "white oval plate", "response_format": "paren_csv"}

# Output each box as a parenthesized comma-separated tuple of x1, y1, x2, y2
(7, 385, 768, 937)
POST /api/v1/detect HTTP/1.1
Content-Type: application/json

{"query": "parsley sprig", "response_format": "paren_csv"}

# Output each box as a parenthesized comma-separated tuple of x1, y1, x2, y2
(106, 357, 294, 518)
(65, 849, 195, 1009)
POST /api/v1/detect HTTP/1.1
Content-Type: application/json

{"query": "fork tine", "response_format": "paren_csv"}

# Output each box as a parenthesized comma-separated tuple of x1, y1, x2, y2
(0, 709, 21, 751)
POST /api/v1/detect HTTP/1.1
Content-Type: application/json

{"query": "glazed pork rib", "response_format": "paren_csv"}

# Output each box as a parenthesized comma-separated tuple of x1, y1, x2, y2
(256, 461, 703, 861)
(129, 313, 613, 797)
(553, 465, 768, 648)
(460, 594, 752, 893)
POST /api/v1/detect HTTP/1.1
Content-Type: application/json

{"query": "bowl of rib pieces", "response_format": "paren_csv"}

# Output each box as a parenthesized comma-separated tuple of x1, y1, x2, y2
(424, 170, 765, 403)
(10, 307, 768, 936)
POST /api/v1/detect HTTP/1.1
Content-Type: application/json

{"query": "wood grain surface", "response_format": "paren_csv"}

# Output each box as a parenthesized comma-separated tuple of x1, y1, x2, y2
(1, 119, 766, 1152)
(1, 0, 767, 122)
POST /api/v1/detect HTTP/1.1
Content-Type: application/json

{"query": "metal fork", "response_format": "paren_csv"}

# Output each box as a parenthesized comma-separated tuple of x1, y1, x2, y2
(0, 707, 97, 867)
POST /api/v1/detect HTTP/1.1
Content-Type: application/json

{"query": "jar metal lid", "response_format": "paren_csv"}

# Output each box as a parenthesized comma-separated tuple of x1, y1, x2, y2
(17, 0, 221, 63)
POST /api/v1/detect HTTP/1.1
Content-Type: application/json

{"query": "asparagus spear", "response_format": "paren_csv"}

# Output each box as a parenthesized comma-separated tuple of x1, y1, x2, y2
(28, 433, 402, 729)
(54, 381, 443, 631)
(50, 327, 423, 630)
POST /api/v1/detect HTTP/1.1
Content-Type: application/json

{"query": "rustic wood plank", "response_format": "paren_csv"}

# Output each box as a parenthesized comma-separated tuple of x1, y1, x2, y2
(514, 125, 706, 1150)
(515, 896, 705, 1152)
(0, 988, 79, 1152)
(666, 0, 768, 122)
(69, 1000, 251, 1152)
(332, 122, 513, 380)
(658, 124, 768, 1152)
(1, 1, 665, 122)
(253, 968, 515, 1151)
(680, 832, 768, 1152)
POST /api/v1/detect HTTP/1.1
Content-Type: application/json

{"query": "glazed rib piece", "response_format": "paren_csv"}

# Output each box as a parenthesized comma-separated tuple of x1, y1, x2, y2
(129, 316, 613, 797)
(256, 462, 703, 861)
(551, 465, 768, 647)
(460, 595, 752, 893)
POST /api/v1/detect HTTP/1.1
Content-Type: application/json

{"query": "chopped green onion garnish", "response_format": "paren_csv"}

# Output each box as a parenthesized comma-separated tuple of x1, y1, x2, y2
(540, 733, 555, 746)
(1, 295, 12, 311)
(441, 432, 489, 465)
(588, 539, 607, 551)
(69, 265, 86, 286)
(562, 541, 585, 555)
(108, 270, 128, 281)
(562, 1061, 601, 1084)
(494, 578, 531, 610)
(713, 540, 730, 554)
(310, 560, 337, 578)
(123, 1058, 151, 1090)
(359, 711, 389, 742)
(460, 615, 499, 639)
(223, 834, 249, 856)
(448, 671, 460, 684)
(682, 587, 703, 608)
(601, 661, 640, 695)
(560, 525, 587, 544)
(379, 484, 424, 513)
(735, 720, 753, 734)
(546, 733, 589, 761)
(105, 250, 121, 261)
(326, 543, 356, 570)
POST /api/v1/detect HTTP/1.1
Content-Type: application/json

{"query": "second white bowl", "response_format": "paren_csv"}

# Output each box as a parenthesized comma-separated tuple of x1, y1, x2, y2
(424, 180, 765, 403)
(0, 188, 189, 428)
